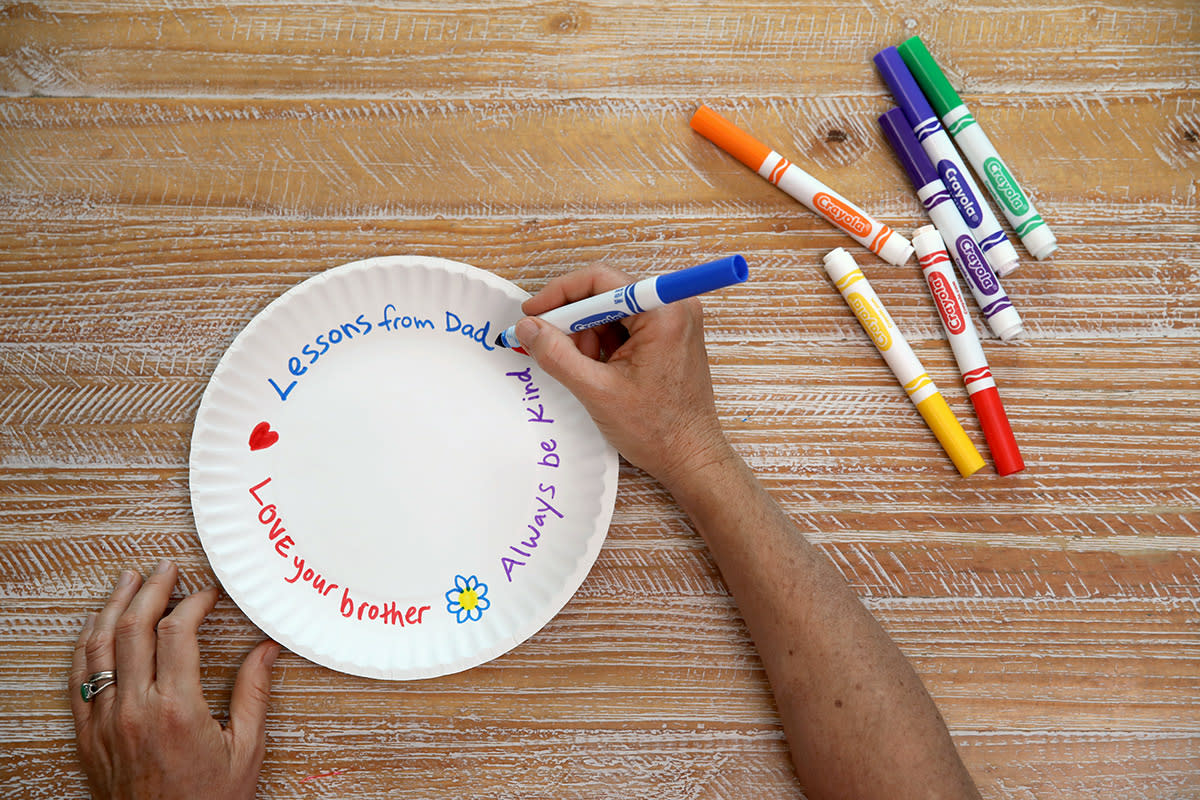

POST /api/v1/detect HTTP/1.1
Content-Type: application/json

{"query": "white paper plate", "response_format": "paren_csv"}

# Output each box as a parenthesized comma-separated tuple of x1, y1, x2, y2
(189, 256, 618, 680)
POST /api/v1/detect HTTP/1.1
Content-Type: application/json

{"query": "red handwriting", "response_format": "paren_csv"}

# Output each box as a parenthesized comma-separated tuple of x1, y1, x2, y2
(248, 478, 430, 628)
(285, 555, 339, 596)
(339, 587, 430, 627)
(248, 477, 295, 558)
(301, 770, 346, 782)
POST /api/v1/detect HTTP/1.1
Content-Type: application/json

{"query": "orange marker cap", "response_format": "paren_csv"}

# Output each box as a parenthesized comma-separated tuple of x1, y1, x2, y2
(690, 105, 772, 172)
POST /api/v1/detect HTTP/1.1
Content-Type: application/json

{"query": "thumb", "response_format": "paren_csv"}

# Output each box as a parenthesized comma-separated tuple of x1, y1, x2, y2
(515, 318, 610, 401)
(228, 640, 280, 750)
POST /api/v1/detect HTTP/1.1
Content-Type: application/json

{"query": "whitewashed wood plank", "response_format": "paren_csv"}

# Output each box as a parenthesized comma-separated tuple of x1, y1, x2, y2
(1, 1, 1195, 98)
(0, 97, 1193, 218)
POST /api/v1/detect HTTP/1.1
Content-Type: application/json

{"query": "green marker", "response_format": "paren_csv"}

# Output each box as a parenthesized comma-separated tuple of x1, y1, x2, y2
(898, 36, 1058, 262)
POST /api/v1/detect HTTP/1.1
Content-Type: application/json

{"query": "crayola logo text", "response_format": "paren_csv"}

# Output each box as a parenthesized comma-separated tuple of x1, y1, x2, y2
(570, 311, 628, 332)
(927, 272, 966, 335)
(814, 193, 872, 237)
(846, 292, 893, 350)
(938, 161, 983, 228)
(983, 158, 1030, 215)
(955, 235, 998, 295)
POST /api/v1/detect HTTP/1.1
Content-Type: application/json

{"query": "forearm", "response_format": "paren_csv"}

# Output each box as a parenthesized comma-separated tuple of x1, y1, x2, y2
(664, 449, 980, 800)
(514, 272, 976, 796)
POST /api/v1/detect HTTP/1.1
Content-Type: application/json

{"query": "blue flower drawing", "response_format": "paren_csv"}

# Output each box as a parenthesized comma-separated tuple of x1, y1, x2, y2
(445, 575, 490, 623)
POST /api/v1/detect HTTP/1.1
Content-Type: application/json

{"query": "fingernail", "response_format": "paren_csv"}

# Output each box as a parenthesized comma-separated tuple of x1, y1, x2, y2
(262, 641, 282, 672)
(117, 570, 136, 587)
(515, 318, 540, 348)
(155, 558, 173, 574)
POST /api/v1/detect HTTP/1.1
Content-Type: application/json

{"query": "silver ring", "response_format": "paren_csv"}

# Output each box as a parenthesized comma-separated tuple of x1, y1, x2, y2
(80, 670, 117, 702)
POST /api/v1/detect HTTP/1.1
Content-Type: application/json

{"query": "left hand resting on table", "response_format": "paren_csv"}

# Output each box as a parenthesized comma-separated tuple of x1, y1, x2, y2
(70, 560, 280, 800)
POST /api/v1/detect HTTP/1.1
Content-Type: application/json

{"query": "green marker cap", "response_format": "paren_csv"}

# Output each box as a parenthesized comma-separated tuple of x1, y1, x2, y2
(896, 36, 964, 119)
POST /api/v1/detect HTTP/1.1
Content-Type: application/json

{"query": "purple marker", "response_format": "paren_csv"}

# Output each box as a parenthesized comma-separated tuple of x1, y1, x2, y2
(874, 47, 1020, 277)
(878, 107, 1022, 341)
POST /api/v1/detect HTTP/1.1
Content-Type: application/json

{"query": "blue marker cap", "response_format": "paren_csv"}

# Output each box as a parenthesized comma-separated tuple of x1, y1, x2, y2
(874, 47, 938, 128)
(879, 108, 939, 191)
(655, 255, 749, 305)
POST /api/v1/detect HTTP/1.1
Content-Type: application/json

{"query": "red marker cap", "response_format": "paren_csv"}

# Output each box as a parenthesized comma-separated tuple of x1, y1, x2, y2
(969, 386, 1025, 476)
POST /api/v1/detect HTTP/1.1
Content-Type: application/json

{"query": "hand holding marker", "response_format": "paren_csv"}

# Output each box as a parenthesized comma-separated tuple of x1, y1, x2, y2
(496, 256, 749, 352)
(690, 105, 914, 267)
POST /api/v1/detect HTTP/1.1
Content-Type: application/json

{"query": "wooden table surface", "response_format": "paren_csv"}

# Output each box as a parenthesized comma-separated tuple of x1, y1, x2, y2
(2, 2, 1197, 797)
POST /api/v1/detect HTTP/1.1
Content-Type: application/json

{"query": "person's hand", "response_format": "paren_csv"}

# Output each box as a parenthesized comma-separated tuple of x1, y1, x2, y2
(515, 264, 737, 491)
(70, 560, 281, 800)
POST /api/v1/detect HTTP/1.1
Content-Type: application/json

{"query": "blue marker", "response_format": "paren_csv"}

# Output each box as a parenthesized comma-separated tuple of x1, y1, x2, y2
(495, 255, 749, 351)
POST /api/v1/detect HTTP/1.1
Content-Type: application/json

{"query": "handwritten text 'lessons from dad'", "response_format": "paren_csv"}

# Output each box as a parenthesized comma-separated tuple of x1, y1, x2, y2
(267, 305, 499, 402)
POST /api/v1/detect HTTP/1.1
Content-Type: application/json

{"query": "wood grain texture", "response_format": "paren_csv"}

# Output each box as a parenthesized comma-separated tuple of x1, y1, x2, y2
(1, 1, 1196, 97)
(1, 1, 1198, 798)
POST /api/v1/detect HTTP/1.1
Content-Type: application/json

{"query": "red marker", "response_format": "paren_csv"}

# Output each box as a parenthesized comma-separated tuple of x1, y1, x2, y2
(913, 225, 1024, 475)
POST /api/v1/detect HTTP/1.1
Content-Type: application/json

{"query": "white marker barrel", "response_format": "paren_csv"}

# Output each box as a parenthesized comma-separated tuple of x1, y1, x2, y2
(898, 36, 1057, 262)
(911, 226, 993, 394)
(874, 47, 1020, 276)
(822, 247, 984, 478)
(690, 105, 913, 266)
(920, 183, 1023, 341)
(759, 152, 915, 267)
(942, 109, 1058, 261)
(879, 108, 1023, 342)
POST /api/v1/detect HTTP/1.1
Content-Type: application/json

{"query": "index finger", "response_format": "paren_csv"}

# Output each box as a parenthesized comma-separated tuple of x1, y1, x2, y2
(113, 560, 178, 693)
(70, 613, 97, 727)
(154, 586, 220, 696)
(521, 264, 636, 317)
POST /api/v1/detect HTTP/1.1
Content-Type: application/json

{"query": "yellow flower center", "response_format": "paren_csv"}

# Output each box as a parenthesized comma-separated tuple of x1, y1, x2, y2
(459, 589, 479, 611)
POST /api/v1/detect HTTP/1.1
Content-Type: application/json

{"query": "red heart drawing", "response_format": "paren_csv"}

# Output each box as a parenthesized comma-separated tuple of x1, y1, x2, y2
(249, 421, 279, 451)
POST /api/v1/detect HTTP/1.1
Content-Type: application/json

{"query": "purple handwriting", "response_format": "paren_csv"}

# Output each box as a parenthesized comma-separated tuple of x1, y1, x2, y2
(506, 367, 555, 423)
(502, 483, 564, 581)
(500, 367, 568, 581)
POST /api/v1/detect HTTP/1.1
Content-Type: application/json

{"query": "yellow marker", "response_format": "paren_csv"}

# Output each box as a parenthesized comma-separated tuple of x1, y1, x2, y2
(823, 247, 984, 477)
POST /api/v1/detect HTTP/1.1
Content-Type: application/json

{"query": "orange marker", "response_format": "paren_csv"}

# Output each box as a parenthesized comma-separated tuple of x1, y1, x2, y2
(691, 105, 914, 266)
